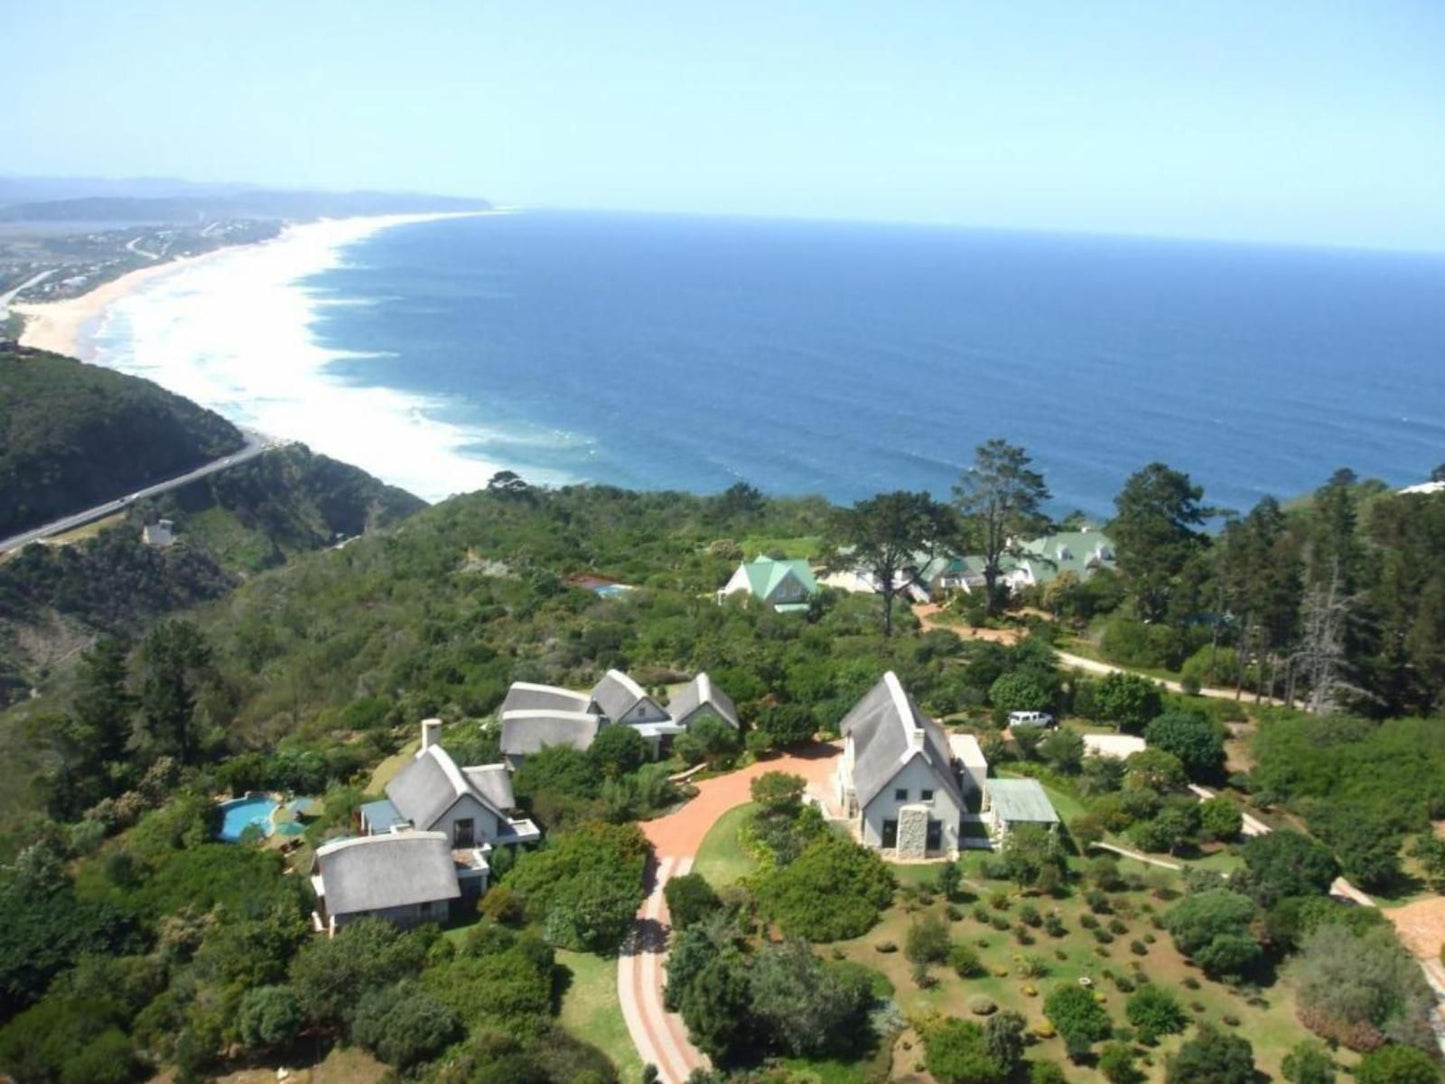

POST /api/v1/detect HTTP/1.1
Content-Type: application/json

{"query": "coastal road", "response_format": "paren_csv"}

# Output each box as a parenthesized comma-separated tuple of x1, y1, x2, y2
(0, 430, 282, 554)
(0, 270, 55, 321)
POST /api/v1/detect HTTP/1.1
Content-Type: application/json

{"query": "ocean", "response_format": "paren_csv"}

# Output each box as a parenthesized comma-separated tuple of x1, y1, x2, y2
(90, 211, 1445, 514)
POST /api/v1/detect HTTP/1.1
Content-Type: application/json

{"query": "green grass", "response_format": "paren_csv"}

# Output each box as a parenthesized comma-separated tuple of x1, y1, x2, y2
(556, 948, 644, 1082)
(693, 801, 759, 887)
(366, 738, 419, 794)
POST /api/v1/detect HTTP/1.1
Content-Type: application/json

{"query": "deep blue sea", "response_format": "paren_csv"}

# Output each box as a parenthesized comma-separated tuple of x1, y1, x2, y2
(100, 210, 1445, 514)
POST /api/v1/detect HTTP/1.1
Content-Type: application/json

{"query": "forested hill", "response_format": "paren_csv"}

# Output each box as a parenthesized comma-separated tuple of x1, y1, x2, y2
(0, 347, 245, 536)
(0, 444, 425, 706)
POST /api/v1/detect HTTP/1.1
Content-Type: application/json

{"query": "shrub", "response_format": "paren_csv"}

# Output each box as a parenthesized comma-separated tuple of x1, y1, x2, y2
(1354, 1044, 1442, 1084)
(1130, 939, 1148, 956)
(757, 833, 895, 942)
(351, 981, 463, 1069)
(237, 984, 303, 1050)
(922, 1017, 1005, 1084)
(949, 942, 983, 978)
(1145, 711, 1226, 782)
(1294, 923, 1436, 1052)
(479, 885, 524, 925)
(1163, 889, 1261, 979)
(1019, 903, 1041, 927)
(1199, 797, 1244, 842)
(1166, 1023, 1257, 1084)
(664, 873, 721, 932)
(1126, 983, 1188, 1043)
(1280, 1039, 1336, 1084)
(906, 914, 952, 967)
(968, 995, 998, 1016)
(875, 940, 898, 954)
(1043, 984, 1112, 1047)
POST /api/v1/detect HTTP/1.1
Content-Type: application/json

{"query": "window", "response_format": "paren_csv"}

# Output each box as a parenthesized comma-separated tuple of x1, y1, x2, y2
(921, 789, 934, 801)
(894, 788, 909, 801)
(453, 818, 475, 847)
(882, 820, 899, 848)
(926, 819, 942, 851)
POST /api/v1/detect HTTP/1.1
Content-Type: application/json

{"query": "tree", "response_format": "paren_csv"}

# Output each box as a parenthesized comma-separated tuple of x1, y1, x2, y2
(750, 771, 806, 814)
(1199, 797, 1244, 842)
(1001, 824, 1065, 890)
(664, 873, 721, 932)
(1100, 1041, 1145, 1084)
(589, 725, 649, 779)
(748, 937, 871, 1058)
(937, 860, 962, 901)
(989, 672, 1055, 713)
(1125, 983, 1188, 1043)
(134, 619, 215, 765)
(983, 1011, 1027, 1077)
(1294, 923, 1437, 1052)
(679, 952, 753, 1062)
(905, 914, 952, 968)
(923, 1017, 1007, 1084)
(1145, 712, 1225, 782)
(1354, 1045, 1444, 1084)
(238, 984, 304, 1050)
(1039, 728, 1085, 774)
(351, 981, 464, 1069)
(1281, 1039, 1337, 1084)
(1092, 671, 1164, 732)
(1043, 985, 1112, 1048)
(953, 439, 1052, 615)
(1410, 834, 1445, 890)
(514, 744, 600, 802)
(289, 918, 427, 1027)
(832, 490, 954, 635)
(1163, 889, 1261, 979)
(1166, 1024, 1257, 1084)
(1111, 462, 1211, 622)
(1123, 748, 1187, 792)
(1236, 830, 1340, 907)
(757, 833, 895, 941)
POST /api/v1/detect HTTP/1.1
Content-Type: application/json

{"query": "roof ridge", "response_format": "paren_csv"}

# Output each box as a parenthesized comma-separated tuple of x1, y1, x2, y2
(501, 708, 601, 722)
(608, 669, 648, 702)
(317, 830, 448, 856)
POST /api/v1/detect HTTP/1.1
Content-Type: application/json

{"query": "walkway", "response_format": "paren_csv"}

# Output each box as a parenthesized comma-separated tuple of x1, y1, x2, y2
(618, 744, 842, 1083)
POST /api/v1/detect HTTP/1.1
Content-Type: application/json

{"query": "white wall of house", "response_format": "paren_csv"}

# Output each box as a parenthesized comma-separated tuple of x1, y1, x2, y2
(858, 756, 962, 854)
(425, 793, 503, 847)
(618, 698, 670, 726)
(720, 567, 752, 597)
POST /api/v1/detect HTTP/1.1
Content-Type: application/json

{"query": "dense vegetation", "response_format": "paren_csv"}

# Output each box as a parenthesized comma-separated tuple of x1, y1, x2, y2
(0, 348, 244, 536)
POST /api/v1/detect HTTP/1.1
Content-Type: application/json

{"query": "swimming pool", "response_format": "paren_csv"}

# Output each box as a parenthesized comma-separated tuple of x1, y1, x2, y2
(217, 794, 279, 842)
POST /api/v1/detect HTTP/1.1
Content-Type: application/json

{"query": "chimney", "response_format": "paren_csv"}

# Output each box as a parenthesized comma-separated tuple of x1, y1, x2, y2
(421, 718, 442, 751)
(908, 726, 927, 752)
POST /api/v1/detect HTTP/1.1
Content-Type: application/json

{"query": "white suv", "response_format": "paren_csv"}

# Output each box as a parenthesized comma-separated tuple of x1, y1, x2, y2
(1008, 710, 1055, 729)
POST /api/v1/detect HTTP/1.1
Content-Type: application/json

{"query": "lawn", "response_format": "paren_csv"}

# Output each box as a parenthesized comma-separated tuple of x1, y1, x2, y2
(366, 738, 419, 794)
(556, 948, 644, 1082)
(693, 801, 759, 886)
(828, 862, 1347, 1083)
(737, 534, 823, 560)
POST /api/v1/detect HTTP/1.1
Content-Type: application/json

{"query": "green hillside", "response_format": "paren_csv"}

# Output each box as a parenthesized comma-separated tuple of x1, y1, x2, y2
(0, 347, 245, 536)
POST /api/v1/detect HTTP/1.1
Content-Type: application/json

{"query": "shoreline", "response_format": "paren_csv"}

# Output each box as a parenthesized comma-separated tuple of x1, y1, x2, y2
(13, 211, 490, 362)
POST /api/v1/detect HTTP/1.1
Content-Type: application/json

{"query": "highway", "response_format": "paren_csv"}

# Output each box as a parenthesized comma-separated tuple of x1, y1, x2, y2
(0, 431, 282, 554)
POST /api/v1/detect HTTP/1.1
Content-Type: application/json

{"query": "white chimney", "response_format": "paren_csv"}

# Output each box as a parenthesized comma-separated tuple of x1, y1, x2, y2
(421, 718, 442, 751)
(908, 726, 927, 752)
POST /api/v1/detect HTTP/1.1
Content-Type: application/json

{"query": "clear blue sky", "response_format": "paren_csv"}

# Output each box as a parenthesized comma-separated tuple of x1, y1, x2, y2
(8, 1, 1444, 250)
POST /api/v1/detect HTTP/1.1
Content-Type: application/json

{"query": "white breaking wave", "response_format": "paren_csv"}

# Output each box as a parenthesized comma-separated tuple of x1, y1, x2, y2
(90, 213, 539, 503)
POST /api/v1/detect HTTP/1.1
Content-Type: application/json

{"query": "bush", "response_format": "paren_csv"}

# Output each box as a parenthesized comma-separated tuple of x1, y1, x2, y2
(968, 995, 998, 1016)
(504, 821, 648, 953)
(1166, 1023, 1257, 1084)
(479, 885, 524, 925)
(1126, 983, 1188, 1043)
(351, 981, 464, 1069)
(1043, 984, 1112, 1047)
(1199, 797, 1244, 842)
(906, 914, 952, 966)
(663, 873, 721, 932)
(1354, 1044, 1443, 1084)
(950, 942, 983, 977)
(1163, 889, 1261, 979)
(1092, 670, 1165, 731)
(1294, 923, 1437, 1052)
(756, 832, 895, 941)
(238, 984, 303, 1050)
(922, 1017, 1005, 1083)
(1145, 711, 1226, 782)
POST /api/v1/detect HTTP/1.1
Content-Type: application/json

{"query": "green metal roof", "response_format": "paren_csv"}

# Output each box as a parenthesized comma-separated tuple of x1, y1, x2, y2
(742, 557, 817, 600)
(988, 778, 1059, 824)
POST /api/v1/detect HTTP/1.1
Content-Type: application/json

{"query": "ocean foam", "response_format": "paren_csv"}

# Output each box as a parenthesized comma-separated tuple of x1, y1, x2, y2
(89, 213, 525, 503)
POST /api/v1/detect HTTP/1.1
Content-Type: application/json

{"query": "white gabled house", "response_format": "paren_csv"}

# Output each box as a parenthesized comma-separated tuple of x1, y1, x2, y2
(834, 671, 972, 858)
(666, 672, 740, 731)
(718, 557, 818, 613)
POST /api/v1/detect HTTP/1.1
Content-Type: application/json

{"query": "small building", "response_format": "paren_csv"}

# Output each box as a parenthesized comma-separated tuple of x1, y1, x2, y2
(718, 557, 818, 612)
(142, 519, 175, 547)
(311, 831, 460, 935)
(982, 778, 1060, 843)
(667, 672, 740, 731)
(590, 669, 670, 727)
(948, 732, 990, 798)
(835, 671, 968, 858)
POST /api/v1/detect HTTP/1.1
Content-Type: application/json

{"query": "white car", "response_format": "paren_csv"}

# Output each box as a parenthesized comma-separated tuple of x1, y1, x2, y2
(1008, 710, 1055, 729)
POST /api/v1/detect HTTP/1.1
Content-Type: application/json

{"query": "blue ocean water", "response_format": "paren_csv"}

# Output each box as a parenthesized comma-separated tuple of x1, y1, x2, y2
(308, 212, 1445, 516)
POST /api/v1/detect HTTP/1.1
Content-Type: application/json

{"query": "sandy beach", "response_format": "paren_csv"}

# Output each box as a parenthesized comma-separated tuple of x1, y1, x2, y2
(13, 211, 487, 361)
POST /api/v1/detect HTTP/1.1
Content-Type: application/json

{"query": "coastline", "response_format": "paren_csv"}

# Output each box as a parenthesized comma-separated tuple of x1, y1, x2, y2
(13, 211, 488, 363)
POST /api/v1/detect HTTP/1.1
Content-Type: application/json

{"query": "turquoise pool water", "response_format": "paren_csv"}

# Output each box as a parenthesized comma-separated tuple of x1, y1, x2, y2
(217, 795, 278, 842)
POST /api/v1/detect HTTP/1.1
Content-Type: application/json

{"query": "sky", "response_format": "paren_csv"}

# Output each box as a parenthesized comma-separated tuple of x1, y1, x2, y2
(6, 1, 1445, 250)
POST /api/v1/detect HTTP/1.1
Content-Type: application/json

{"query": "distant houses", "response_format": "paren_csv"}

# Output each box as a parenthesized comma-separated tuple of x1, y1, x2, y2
(142, 519, 175, 547)
(498, 668, 739, 767)
(718, 556, 818, 612)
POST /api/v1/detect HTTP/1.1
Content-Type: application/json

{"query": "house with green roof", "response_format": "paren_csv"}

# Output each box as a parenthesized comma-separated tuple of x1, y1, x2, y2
(718, 556, 818, 613)
(935, 529, 1117, 599)
(982, 777, 1060, 843)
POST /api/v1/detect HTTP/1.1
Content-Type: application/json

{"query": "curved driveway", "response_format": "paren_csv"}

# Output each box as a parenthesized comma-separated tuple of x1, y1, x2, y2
(618, 744, 842, 1084)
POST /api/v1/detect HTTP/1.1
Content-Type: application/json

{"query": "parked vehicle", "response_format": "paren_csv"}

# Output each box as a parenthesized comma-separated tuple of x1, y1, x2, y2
(1007, 710, 1054, 728)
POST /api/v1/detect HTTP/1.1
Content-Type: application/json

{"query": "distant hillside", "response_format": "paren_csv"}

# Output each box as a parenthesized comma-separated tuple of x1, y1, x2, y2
(0, 348, 245, 537)
(0, 444, 425, 704)
(0, 188, 489, 224)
